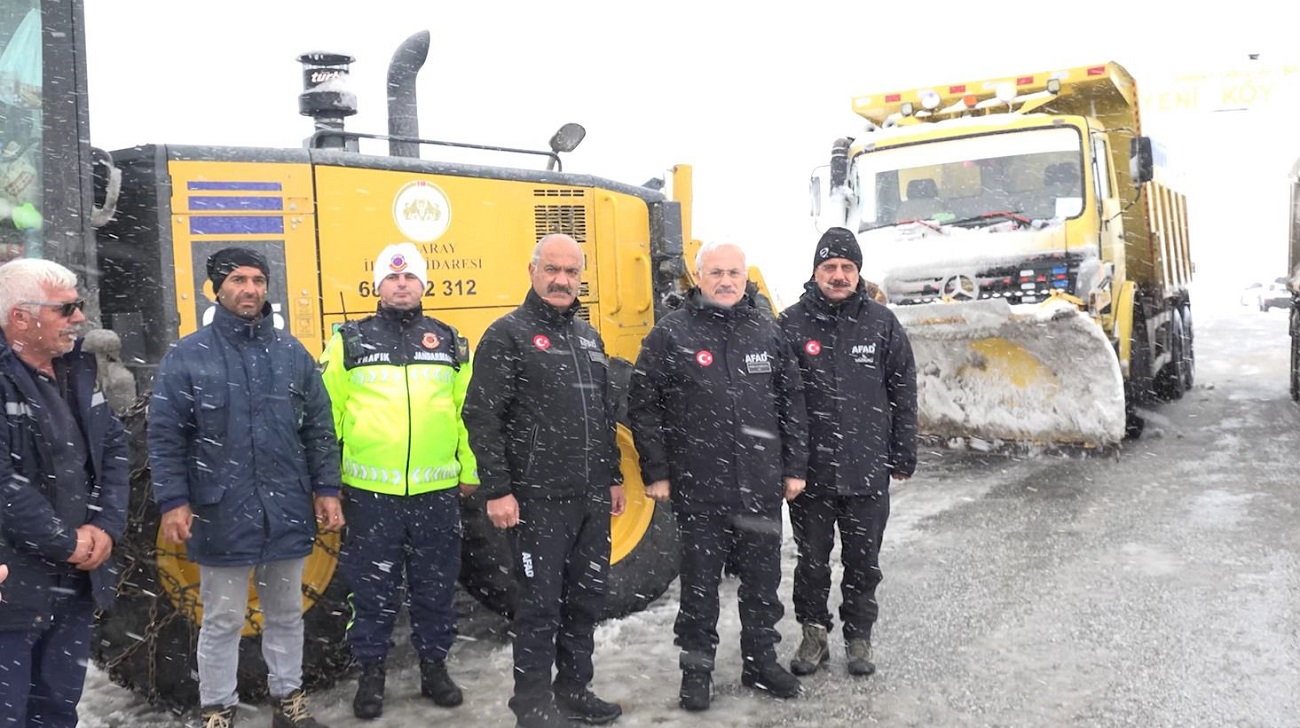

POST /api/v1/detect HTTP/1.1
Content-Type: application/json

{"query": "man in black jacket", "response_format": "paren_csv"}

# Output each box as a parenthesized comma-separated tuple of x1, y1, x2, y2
(778, 227, 917, 678)
(628, 241, 809, 711)
(463, 233, 626, 728)
(0, 258, 128, 728)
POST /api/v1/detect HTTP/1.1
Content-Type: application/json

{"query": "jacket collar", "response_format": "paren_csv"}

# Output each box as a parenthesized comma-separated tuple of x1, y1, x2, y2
(800, 279, 867, 319)
(684, 287, 757, 320)
(376, 302, 424, 326)
(523, 287, 581, 326)
(210, 300, 276, 343)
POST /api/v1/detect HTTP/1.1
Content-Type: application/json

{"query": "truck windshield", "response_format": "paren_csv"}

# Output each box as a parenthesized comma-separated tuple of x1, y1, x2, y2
(853, 125, 1085, 230)
(0, 0, 43, 262)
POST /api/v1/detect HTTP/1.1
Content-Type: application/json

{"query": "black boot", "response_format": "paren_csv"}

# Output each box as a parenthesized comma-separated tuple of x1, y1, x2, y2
(352, 663, 386, 720)
(679, 670, 712, 712)
(741, 660, 802, 699)
(420, 659, 464, 707)
(513, 701, 576, 728)
(555, 683, 622, 725)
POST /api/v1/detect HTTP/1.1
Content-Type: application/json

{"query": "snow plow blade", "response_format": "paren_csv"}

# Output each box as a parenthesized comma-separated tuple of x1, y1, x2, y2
(893, 299, 1126, 447)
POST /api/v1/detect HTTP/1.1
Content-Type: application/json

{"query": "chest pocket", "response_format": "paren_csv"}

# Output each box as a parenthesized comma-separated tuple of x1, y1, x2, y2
(195, 385, 229, 441)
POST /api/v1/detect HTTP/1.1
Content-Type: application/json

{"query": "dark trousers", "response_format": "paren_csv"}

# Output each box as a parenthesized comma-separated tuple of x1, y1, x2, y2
(341, 487, 462, 665)
(508, 496, 610, 717)
(674, 510, 784, 672)
(789, 490, 890, 642)
(0, 592, 95, 728)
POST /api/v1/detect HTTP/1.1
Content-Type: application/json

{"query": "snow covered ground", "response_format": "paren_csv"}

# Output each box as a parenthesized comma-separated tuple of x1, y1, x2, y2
(76, 295, 1298, 727)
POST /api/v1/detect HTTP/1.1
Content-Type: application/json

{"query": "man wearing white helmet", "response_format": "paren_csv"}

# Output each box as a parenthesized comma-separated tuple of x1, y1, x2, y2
(319, 242, 478, 720)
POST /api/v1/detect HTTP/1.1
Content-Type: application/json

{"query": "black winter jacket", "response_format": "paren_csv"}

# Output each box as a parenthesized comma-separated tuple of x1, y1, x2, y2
(0, 331, 128, 627)
(628, 289, 808, 514)
(778, 282, 918, 496)
(462, 289, 621, 501)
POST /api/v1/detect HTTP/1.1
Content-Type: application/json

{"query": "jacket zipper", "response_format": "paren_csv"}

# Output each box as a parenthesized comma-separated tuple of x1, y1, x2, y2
(565, 326, 592, 487)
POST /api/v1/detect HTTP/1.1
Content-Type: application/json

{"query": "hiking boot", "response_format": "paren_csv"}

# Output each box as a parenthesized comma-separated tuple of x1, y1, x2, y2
(514, 701, 576, 728)
(271, 690, 326, 728)
(789, 623, 830, 676)
(352, 663, 386, 720)
(555, 685, 622, 724)
(198, 705, 236, 728)
(741, 661, 802, 699)
(846, 639, 877, 676)
(420, 659, 464, 707)
(679, 670, 712, 711)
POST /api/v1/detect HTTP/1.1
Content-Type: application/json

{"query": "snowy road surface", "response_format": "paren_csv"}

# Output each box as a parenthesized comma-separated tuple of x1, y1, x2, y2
(77, 300, 1300, 727)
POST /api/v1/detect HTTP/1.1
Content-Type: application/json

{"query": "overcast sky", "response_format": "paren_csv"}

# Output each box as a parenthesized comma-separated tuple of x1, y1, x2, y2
(84, 1, 1300, 303)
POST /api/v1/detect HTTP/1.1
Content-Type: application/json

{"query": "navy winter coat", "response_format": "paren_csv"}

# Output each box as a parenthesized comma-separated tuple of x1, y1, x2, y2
(148, 303, 341, 567)
(0, 331, 129, 628)
(778, 282, 918, 496)
(628, 289, 809, 514)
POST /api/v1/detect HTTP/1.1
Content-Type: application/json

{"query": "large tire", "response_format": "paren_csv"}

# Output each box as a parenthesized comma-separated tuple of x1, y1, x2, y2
(1124, 305, 1151, 440)
(91, 398, 352, 710)
(1180, 304, 1195, 391)
(1153, 309, 1187, 401)
(458, 425, 680, 621)
(1291, 304, 1300, 403)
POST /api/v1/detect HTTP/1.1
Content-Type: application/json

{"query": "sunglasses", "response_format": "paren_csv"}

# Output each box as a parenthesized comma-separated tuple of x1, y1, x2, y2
(24, 298, 86, 317)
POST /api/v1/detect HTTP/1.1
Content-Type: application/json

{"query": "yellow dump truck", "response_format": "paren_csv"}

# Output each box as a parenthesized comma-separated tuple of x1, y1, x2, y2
(813, 61, 1193, 446)
(1, 1, 762, 708)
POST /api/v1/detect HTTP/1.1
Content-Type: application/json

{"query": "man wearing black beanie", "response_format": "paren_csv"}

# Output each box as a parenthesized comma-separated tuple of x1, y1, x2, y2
(778, 227, 918, 680)
(207, 247, 271, 301)
(149, 245, 343, 728)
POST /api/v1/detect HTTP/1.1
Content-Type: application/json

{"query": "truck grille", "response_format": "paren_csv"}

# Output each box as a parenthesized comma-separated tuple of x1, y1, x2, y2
(888, 252, 1083, 305)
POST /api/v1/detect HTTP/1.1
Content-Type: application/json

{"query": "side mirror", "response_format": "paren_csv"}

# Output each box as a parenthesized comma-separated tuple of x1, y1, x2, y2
(549, 122, 586, 154)
(1130, 136, 1154, 185)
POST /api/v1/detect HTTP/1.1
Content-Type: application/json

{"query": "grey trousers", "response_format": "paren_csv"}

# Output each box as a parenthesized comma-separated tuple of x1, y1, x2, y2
(197, 557, 306, 708)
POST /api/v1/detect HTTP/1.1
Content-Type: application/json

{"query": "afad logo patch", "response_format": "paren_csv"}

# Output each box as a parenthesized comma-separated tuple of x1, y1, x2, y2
(805, 340, 822, 356)
(422, 332, 440, 350)
(533, 334, 551, 351)
(695, 350, 713, 367)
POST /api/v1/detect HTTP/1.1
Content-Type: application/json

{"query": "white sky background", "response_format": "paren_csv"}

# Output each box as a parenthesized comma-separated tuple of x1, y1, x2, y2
(84, 1, 1300, 307)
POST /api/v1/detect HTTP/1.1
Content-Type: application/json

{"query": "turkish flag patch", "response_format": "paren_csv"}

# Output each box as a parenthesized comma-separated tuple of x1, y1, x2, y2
(805, 340, 822, 356)
(695, 350, 713, 367)
(533, 334, 551, 351)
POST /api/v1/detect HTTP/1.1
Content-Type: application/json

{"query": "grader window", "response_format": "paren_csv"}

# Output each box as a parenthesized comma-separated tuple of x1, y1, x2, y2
(0, 0, 43, 261)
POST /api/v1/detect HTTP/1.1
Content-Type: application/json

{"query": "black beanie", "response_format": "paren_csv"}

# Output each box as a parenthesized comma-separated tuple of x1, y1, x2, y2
(207, 247, 270, 292)
(813, 227, 863, 272)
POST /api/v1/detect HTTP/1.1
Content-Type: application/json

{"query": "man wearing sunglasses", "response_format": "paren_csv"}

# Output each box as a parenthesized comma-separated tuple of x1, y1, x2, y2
(0, 258, 129, 728)
(148, 247, 343, 728)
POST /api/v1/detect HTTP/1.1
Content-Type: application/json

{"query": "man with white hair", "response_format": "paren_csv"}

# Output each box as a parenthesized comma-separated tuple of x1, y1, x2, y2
(319, 242, 478, 720)
(628, 241, 809, 711)
(0, 258, 128, 728)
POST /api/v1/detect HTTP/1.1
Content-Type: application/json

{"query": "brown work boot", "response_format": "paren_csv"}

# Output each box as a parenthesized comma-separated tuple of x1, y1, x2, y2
(846, 638, 877, 676)
(271, 689, 327, 728)
(789, 623, 830, 676)
(198, 705, 236, 728)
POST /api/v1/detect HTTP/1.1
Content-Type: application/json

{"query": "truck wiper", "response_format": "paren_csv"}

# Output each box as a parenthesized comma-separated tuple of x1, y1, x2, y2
(864, 218, 946, 233)
(943, 211, 1031, 229)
